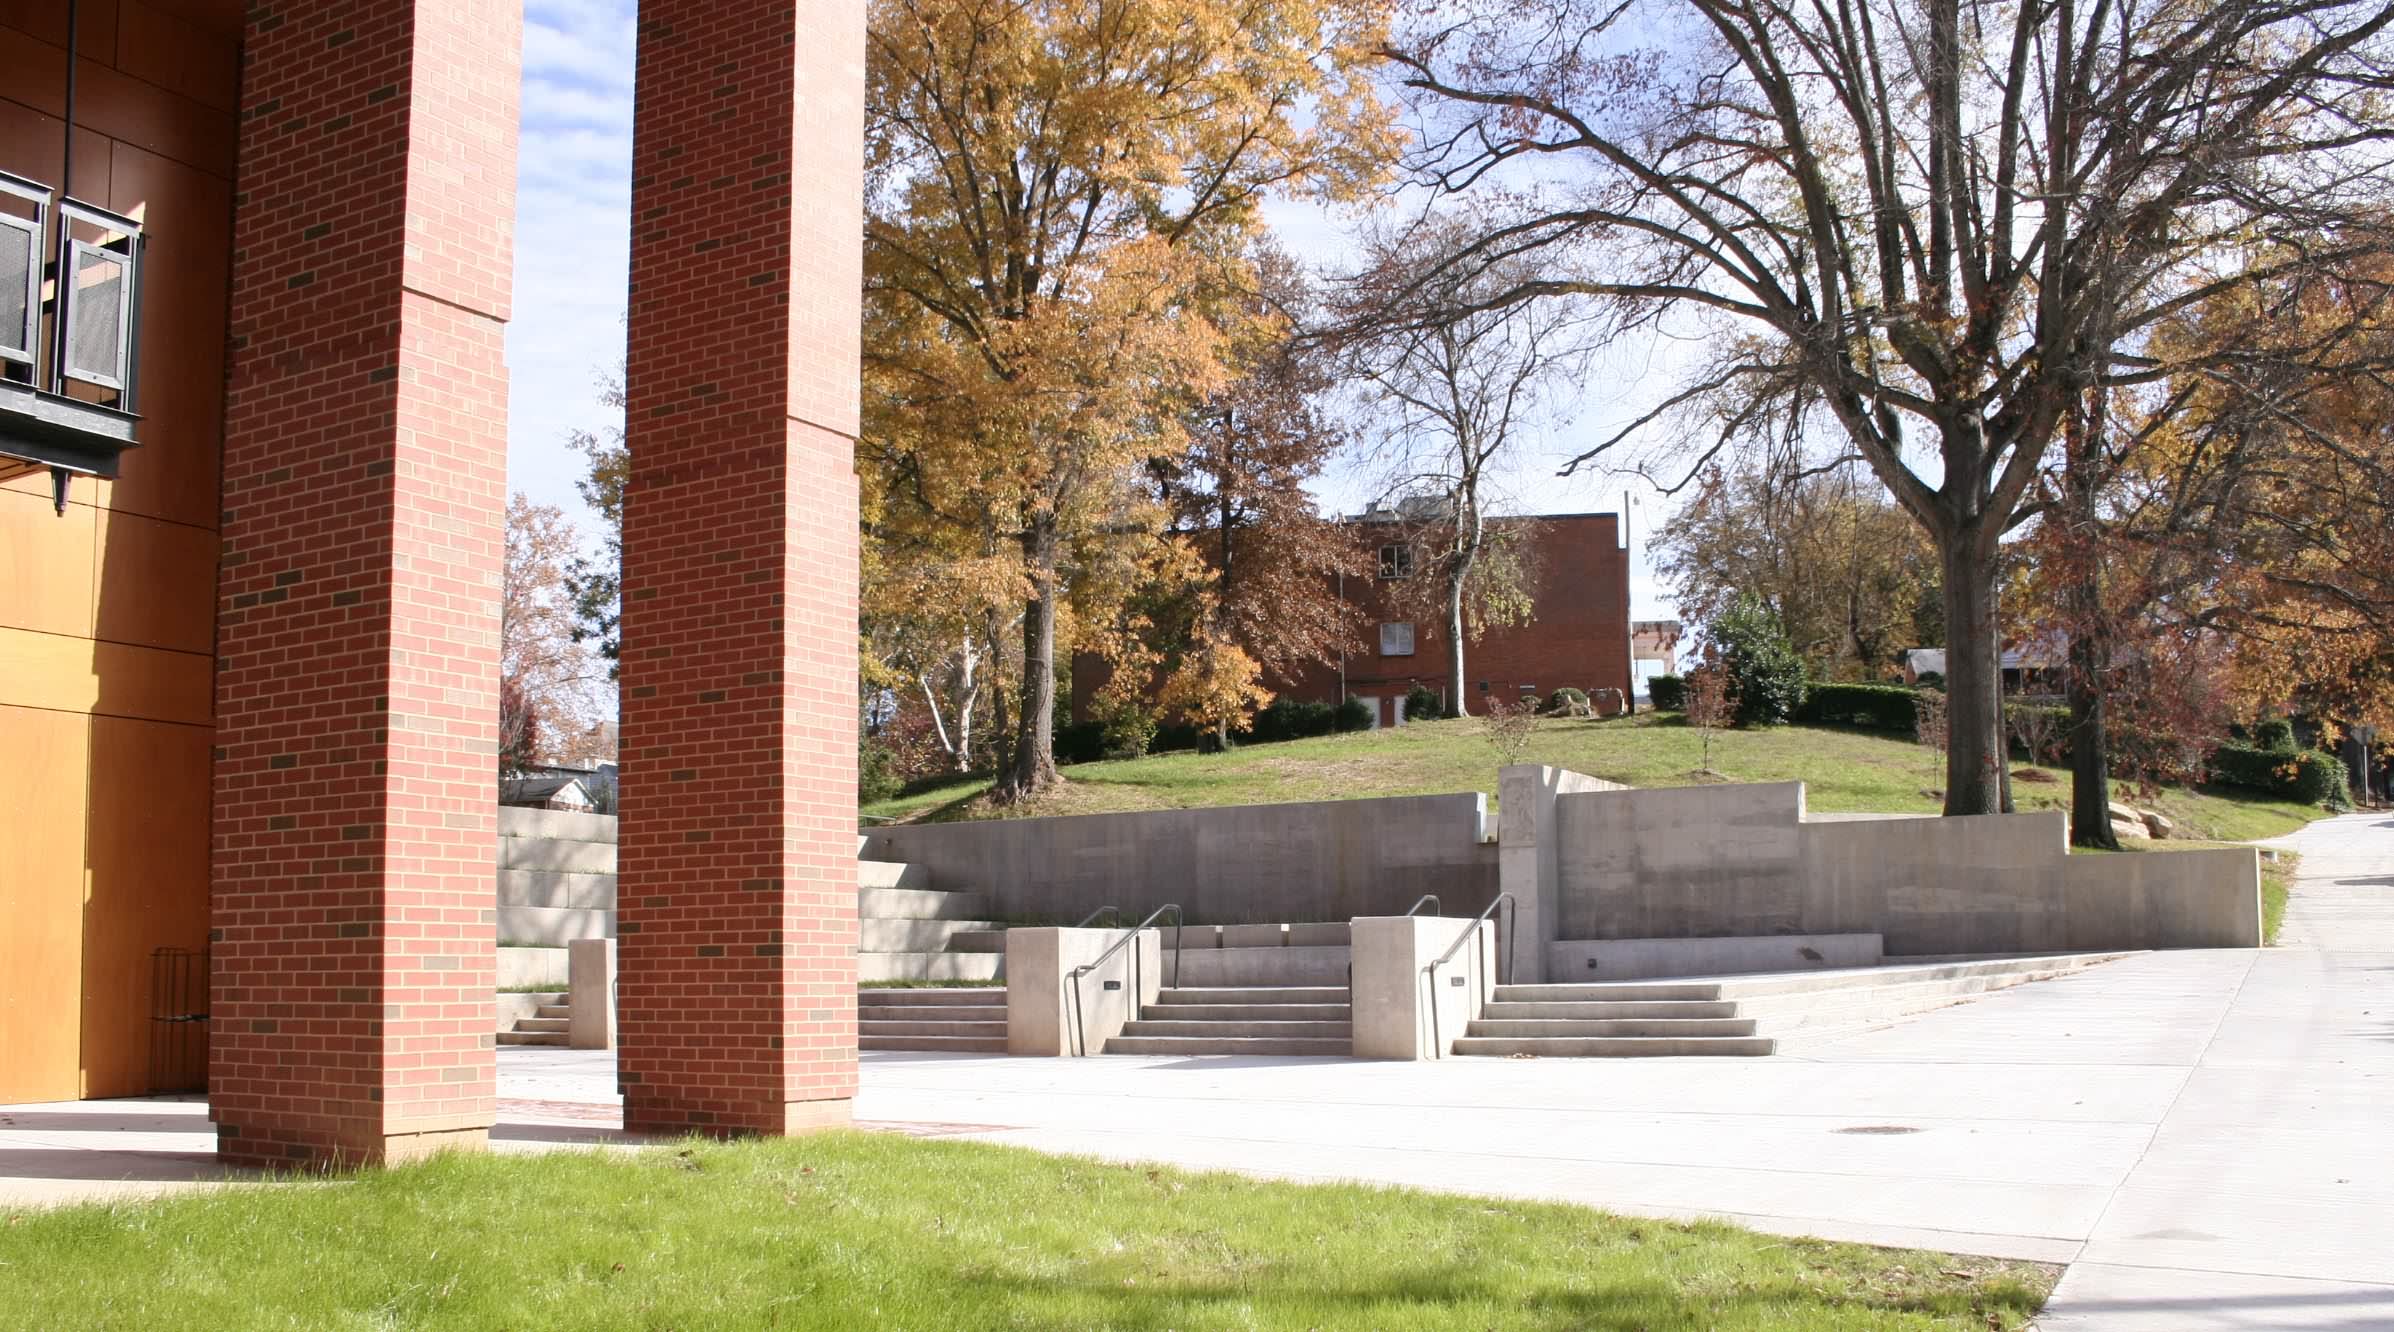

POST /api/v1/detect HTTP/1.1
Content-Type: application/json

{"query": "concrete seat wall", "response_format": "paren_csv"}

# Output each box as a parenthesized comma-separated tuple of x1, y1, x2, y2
(864, 794, 1498, 926)
(1501, 765, 2260, 979)
(497, 807, 618, 945)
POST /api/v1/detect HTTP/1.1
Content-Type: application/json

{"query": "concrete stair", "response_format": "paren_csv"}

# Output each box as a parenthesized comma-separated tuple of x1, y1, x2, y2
(856, 853, 1007, 982)
(1455, 952, 2132, 1057)
(497, 994, 570, 1047)
(859, 986, 1007, 1053)
(1104, 985, 1352, 1056)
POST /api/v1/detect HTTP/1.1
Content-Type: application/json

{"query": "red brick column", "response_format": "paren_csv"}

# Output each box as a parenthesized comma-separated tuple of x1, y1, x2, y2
(616, 0, 863, 1135)
(211, 0, 519, 1168)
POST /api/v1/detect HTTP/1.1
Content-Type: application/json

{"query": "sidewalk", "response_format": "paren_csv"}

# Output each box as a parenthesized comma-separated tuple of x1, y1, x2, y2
(2035, 810, 2394, 1329)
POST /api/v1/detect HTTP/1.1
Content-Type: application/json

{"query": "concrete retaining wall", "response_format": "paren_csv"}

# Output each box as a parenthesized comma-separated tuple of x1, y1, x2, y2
(1005, 928, 1163, 1056)
(866, 793, 1497, 925)
(497, 946, 570, 989)
(497, 807, 617, 945)
(1350, 916, 1494, 1060)
(1517, 771, 2260, 970)
(1544, 932, 1882, 982)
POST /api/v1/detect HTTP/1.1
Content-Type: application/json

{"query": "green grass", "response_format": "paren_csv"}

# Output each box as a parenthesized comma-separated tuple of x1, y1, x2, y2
(859, 978, 1007, 989)
(2263, 850, 2300, 944)
(497, 982, 566, 994)
(867, 713, 2323, 843)
(0, 1133, 2055, 1331)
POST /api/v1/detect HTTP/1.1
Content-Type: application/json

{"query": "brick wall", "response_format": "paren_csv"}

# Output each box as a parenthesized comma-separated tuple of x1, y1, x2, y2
(211, 0, 517, 1167)
(616, 0, 864, 1136)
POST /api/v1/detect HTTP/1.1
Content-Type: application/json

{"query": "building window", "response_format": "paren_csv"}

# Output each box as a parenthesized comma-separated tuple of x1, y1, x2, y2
(1477, 680, 1490, 693)
(0, 174, 44, 377)
(1379, 622, 1414, 656)
(1378, 543, 1414, 578)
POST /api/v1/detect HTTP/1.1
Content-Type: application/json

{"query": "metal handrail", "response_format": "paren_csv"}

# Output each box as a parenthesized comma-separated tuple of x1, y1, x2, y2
(1402, 894, 1443, 917)
(1066, 904, 1184, 1057)
(1072, 905, 1122, 929)
(1425, 892, 1516, 1056)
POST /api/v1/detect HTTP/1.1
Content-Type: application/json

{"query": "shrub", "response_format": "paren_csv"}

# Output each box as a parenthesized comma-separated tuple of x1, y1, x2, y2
(1247, 698, 1339, 744)
(2004, 702, 2071, 763)
(1099, 707, 1157, 760)
(1334, 697, 1374, 732)
(1051, 719, 1109, 766)
(2208, 742, 2352, 807)
(1796, 682, 1919, 731)
(2253, 718, 2298, 753)
(1646, 674, 1687, 711)
(1706, 594, 1807, 725)
(859, 734, 905, 803)
(1914, 670, 1946, 689)
(1404, 684, 1445, 721)
(1151, 721, 1202, 752)
(1545, 687, 1591, 717)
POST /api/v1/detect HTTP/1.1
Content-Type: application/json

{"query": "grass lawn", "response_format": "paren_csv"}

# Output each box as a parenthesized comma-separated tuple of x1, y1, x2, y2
(869, 713, 2323, 844)
(0, 1134, 2056, 1331)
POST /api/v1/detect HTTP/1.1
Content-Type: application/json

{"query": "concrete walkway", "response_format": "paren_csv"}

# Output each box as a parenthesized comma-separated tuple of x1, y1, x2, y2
(2035, 810, 2394, 1329)
(4, 813, 2387, 1329)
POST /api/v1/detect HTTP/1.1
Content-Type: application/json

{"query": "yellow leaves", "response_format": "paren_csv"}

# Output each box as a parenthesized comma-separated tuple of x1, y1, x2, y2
(1157, 631, 1274, 733)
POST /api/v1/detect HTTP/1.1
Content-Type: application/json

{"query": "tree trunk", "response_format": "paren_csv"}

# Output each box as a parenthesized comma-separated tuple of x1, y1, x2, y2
(2068, 627, 2118, 848)
(1938, 533, 2005, 815)
(984, 607, 1013, 781)
(997, 525, 1061, 802)
(1445, 569, 1468, 718)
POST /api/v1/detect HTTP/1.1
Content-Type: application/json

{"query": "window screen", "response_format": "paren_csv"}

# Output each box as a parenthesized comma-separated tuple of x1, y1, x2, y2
(64, 240, 130, 389)
(0, 212, 34, 367)
(1379, 622, 1414, 656)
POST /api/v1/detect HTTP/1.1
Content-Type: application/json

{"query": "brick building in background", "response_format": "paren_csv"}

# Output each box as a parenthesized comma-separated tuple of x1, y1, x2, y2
(0, 0, 865, 1163)
(1074, 508, 1635, 729)
(1283, 509, 1635, 726)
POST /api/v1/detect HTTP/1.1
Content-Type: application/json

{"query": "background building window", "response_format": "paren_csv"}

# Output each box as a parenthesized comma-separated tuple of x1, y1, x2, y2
(1378, 543, 1414, 578)
(1379, 622, 1414, 656)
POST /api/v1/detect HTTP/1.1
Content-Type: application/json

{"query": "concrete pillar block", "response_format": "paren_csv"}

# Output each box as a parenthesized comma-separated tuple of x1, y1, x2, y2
(1005, 928, 1162, 1056)
(568, 939, 618, 1050)
(1350, 916, 1494, 1060)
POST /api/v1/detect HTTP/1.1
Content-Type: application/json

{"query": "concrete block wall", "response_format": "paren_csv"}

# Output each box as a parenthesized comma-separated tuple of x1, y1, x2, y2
(1513, 772, 2261, 971)
(497, 808, 617, 946)
(866, 793, 1497, 925)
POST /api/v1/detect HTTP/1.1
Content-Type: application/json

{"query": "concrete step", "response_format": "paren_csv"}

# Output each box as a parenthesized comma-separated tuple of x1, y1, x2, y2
(860, 1034, 1007, 1053)
(1463, 1017, 1759, 1039)
(1141, 1003, 1351, 1022)
(534, 1004, 572, 1019)
(1492, 952, 2131, 1006)
(858, 952, 1005, 983)
(859, 918, 1007, 952)
(946, 929, 1007, 953)
(858, 988, 1006, 1007)
(515, 1017, 570, 1034)
(859, 885, 988, 920)
(1452, 1035, 1777, 1057)
(1478, 1000, 1739, 1020)
(856, 1004, 1006, 1023)
(859, 1019, 1008, 1038)
(1118, 1019, 1352, 1039)
(497, 1031, 568, 1047)
(1153, 986, 1348, 1006)
(1103, 1035, 1351, 1056)
(856, 860, 928, 893)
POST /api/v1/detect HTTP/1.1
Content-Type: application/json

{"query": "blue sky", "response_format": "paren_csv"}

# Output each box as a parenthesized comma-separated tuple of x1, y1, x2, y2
(503, 5, 1677, 620)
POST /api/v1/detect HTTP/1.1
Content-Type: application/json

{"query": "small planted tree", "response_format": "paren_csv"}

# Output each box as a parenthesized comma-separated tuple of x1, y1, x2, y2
(1684, 661, 1737, 779)
(1915, 687, 1950, 799)
(1480, 694, 1545, 768)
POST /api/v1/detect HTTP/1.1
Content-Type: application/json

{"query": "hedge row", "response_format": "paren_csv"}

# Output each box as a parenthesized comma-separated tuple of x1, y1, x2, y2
(1793, 682, 1921, 731)
(2207, 742, 2352, 807)
(1061, 696, 1374, 763)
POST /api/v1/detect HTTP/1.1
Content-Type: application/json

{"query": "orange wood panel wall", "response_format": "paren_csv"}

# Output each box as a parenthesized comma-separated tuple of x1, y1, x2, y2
(0, 0, 238, 1103)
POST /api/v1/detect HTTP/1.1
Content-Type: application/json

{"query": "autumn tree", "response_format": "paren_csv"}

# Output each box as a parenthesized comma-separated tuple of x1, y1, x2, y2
(562, 365, 626, 676)
(1657, 462, 1937, 680)
(863, 0, 1397, 802)
(1386, 0, 2394, 814)
(503, 494, 612, 772)
(1145, 247, 1367, 742)
(1341, 216, 1599, 715)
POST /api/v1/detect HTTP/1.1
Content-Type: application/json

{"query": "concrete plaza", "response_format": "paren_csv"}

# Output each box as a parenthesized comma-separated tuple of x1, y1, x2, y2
(2, 812, 2387, 1330)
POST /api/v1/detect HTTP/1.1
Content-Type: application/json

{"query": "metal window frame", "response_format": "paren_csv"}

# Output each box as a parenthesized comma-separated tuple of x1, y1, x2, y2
(1379, 621, 1414, 657)
(0, 172, 45, 370)
(55, 199, 142, 401)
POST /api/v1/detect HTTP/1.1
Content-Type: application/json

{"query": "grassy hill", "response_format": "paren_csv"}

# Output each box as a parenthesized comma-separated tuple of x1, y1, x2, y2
(865, 712, 2322, 843)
